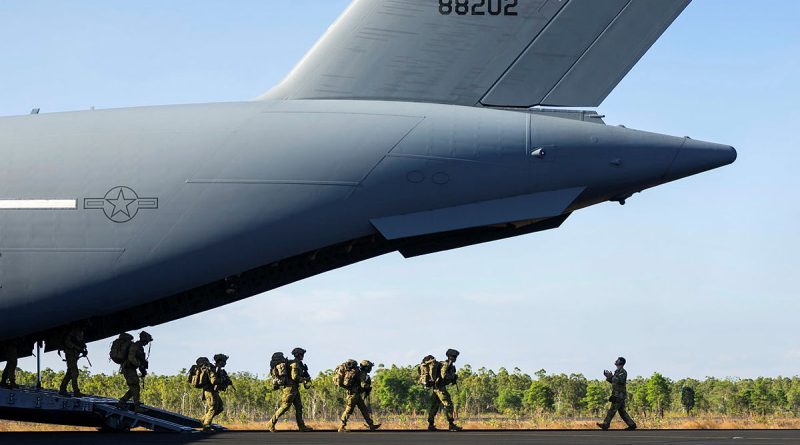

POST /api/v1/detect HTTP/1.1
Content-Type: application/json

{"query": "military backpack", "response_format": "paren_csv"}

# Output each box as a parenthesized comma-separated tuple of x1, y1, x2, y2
(189, 363, 212, 389)
(418, 355, 440, 388)
(109, 333, 134, 365)
(334, 359, 359, 389)
(269, 352, 290, 389)
(187, 365, 198, 385)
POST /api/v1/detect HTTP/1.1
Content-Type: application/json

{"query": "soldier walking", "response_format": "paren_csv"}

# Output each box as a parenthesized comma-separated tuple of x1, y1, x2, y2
(117, 331, 152, 412)
(200, 353, 232, 431)
(267, 347, 313, 432)
(338, 360, 380, 432)
(597, 357, 637, 431)
(59, 324, 87, 397)
(428, 349, 462, 432)
(0, 341, 19, 389)
(359, 360, 375, 417)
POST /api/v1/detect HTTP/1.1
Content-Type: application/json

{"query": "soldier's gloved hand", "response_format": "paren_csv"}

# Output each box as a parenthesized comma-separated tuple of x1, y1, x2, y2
(140, 368, 148, 377)
(603, 370, 612, 378)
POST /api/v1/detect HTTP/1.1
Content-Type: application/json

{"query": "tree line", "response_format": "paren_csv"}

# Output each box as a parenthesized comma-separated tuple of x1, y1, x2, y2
(13, 366, 800, 422)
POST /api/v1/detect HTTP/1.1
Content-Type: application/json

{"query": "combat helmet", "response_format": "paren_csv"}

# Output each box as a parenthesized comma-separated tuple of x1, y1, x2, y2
(139, 331, 153, 343)
(445, 349, 460, 358)
(291, 347, 306, 357)
(214, 354, 229, 364)
(360, 360, 374, 369)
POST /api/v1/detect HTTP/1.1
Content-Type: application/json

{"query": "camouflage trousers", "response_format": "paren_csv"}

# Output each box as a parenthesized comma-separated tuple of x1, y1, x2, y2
(0, 344, 17, 387)
(270, 386, 307, 428)
(119, 367, 141, 405)
(59, 350, 80, 393)
(428, 386, 455, 424)
(340, 391, 375, 426)
(202, 390, 223, 427)
(602, 397, 636, 428)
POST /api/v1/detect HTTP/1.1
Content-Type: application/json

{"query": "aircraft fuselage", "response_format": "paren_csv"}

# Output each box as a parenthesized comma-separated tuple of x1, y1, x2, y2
(0, 100, 735, 349)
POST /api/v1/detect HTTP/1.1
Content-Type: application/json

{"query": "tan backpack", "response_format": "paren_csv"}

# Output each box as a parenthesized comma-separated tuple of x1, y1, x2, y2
(418, 355, 439, 387)
(334, 360, 359, 389)
(270, 352, 290, 389)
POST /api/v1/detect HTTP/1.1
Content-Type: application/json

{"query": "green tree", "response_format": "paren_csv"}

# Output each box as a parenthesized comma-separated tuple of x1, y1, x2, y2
(495, 368, 530, 415)
(645, 373, 671, 418)
(786, 378, 800, 415)
(681, 386, 696, 415)
(523, 379, 554, 413)
(582, 381, 609, 416)
(749, 377, 777, 416)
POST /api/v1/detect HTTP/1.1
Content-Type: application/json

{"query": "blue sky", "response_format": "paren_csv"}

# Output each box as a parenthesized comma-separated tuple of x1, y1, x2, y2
(1, 1, 798, 380)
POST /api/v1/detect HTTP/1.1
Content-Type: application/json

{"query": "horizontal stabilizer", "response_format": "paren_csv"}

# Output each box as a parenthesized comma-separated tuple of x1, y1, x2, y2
(261, 0, 690, 108)
(371, 187, 584, 240)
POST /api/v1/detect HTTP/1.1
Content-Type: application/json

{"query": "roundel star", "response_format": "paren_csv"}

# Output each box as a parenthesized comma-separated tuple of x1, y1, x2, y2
(106, 187, 136, 218)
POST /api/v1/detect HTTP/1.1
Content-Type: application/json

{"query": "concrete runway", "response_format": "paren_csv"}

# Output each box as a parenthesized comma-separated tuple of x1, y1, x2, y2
(1, 430, 799, 445)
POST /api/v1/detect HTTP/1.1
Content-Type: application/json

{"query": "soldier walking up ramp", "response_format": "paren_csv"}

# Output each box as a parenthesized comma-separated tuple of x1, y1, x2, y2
(0, 386, 224, 433)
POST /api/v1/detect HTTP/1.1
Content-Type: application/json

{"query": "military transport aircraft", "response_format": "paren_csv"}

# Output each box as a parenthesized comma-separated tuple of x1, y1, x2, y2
(0, 0, 735, 359)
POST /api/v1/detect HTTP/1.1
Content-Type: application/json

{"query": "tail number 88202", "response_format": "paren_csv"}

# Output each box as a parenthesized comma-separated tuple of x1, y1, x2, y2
(439, 0, 519, 16)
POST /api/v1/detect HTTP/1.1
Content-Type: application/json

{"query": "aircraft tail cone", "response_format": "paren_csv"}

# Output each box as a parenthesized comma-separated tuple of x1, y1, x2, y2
(664, 138, 737, 182)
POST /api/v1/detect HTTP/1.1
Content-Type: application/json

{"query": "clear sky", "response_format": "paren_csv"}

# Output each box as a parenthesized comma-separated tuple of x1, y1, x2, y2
(1, 1, 798, 380)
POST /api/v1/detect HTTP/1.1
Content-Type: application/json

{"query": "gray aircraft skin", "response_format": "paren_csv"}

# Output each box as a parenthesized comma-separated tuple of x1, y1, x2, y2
(0, 0, 735, 357)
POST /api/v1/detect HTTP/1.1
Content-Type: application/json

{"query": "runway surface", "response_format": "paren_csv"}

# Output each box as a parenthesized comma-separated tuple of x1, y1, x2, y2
(2, 430, 799, 445)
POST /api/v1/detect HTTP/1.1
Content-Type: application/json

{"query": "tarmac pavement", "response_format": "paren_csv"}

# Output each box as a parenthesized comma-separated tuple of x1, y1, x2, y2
(1, 430, 799, 445)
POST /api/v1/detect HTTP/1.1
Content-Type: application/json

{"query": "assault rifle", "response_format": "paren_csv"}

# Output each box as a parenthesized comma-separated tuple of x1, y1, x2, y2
(301, 363, 312, 388)
(80, 348, 92, 367)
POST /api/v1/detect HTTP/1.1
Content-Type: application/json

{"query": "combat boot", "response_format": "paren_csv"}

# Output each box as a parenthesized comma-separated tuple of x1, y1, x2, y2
(427, 423, 438, 431)
(338, 422, 347, 433)
(267, 419, 277, 432)
(58, 390, 70, 397)
(448, 422, 463, 432)
(133, 404, 147, 413)
(625, 424, 637, 431)
(596, 422, 609, 430)
(299, 425, 314, 432)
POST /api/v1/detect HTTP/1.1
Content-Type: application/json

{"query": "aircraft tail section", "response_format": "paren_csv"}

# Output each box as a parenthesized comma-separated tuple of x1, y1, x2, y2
(261, 0, 691, 108)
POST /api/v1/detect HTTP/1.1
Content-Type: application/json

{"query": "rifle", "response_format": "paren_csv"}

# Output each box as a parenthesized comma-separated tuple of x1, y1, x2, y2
(301, 363, 312, 386)
(140, 368, 147, 389)
(220, 370, 236, 392)
(81, 349, 92, 367)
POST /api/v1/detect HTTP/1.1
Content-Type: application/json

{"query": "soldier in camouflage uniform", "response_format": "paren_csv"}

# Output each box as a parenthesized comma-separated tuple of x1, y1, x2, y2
(0, 341, 19, 389)
(428, 349, 463, 432)
(338, 360, 380, 432)
(359, 360, 375, 417)
(117, 331, 152, 412)
(267, 347, 313, 432)
(195, 355, 231, 431)
(597, 357, 637, 431)
(59, 324, 87, 397)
